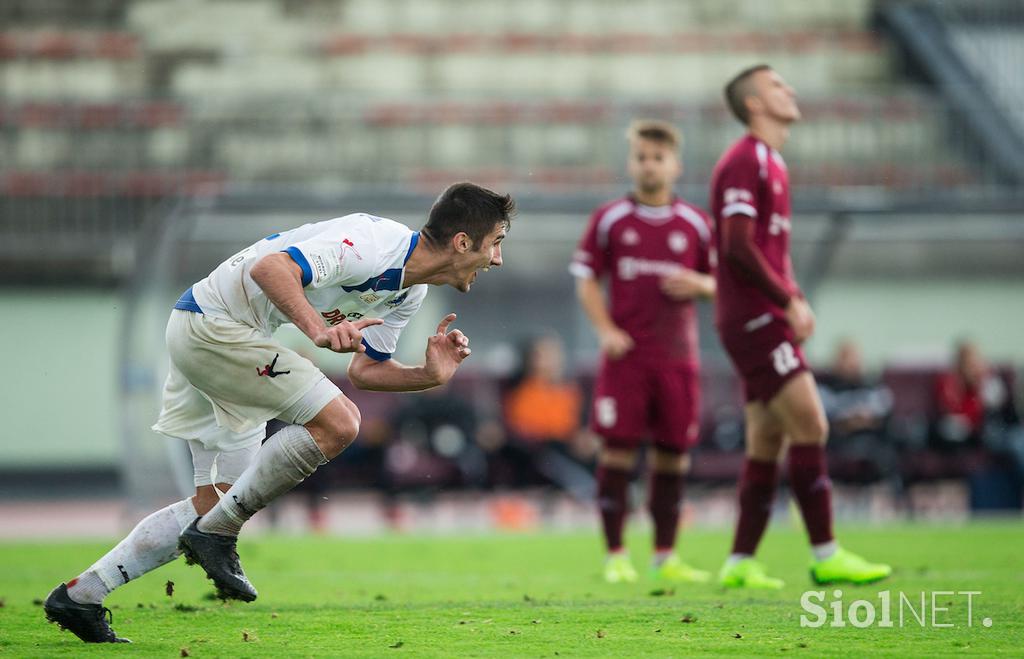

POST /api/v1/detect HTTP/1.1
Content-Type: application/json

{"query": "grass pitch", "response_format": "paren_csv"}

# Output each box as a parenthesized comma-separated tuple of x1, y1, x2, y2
(1, 522, 1021, 656)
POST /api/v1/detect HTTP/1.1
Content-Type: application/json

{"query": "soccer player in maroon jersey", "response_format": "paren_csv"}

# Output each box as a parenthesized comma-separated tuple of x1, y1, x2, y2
(710, 65, 891, 588)
(572, 120, 714, 584)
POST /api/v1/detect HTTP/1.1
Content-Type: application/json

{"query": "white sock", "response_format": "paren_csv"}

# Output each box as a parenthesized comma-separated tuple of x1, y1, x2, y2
(198, 425, 327, 537)
(812, 540, 838, 562)
(726, 553, 752, 567)
(606, 549, 628, 561)
(64, 571, 108, 605)
(67, 498, 198, 605)
(652, 549, 674, 566)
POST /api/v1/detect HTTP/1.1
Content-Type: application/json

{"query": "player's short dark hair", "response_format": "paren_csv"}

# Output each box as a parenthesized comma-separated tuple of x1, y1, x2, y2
(626, 119, 682, 150)
(422, 182, 515, 249)
(724, 64, 773, 125)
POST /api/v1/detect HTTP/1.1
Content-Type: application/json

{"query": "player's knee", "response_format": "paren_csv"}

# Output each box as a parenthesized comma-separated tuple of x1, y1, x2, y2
(652, 449, 690, 474)
(815, 415, 829, 443)
(310, 399, 361, 459)
(747, 431, 785, 461)
(599, 446, 639, 471)
(791, 413, 828, 445)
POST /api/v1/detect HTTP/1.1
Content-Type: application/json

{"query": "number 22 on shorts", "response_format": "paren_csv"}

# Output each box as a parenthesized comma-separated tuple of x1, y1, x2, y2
(771, 342, 800, 376)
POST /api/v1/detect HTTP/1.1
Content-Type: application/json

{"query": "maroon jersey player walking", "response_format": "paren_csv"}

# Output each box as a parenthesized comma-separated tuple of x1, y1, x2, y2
(572, 120, 714, 584)
(711, 65, 891, 588)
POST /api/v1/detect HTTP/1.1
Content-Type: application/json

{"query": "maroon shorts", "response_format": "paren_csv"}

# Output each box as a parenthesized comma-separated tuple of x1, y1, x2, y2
(590, 358, 700, 453)
(719, 318, 808, 404)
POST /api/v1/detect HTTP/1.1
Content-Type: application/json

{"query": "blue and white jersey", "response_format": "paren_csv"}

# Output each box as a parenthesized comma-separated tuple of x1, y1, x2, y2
(178, 213, 427, 361)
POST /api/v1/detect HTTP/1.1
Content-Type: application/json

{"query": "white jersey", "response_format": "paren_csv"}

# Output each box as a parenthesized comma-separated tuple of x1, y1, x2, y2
(176, 213, 428, 361)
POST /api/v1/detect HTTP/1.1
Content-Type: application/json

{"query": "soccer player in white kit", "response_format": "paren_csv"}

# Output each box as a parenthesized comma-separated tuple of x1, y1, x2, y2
(44, 182, 514, 643)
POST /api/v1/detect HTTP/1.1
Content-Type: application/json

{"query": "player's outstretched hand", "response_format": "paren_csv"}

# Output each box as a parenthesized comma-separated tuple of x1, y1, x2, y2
(314, 317, 384, 353)
(424, 313, 471, 386)
(599, 325, 634, 360)
(785, 297, 815, 344)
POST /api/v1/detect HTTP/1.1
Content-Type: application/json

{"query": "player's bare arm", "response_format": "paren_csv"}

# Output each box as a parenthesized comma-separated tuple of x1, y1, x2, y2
(250, 252, 383, 353)
(575, 276, 634, 359)
(347, 313, 471, 392)
(659, 268, 716, 301)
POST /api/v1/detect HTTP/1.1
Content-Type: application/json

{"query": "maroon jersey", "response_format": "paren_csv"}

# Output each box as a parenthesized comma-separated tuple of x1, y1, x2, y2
(571, 196, 712, 368)
(710, 134, 797, 332)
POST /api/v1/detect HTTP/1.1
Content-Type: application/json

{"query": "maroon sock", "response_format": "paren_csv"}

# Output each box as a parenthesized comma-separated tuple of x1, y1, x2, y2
(648, 471, 685, 551)
(596, 465, 631, 552)
(731, 458, 779, 555)
(788, 444, 834, 545)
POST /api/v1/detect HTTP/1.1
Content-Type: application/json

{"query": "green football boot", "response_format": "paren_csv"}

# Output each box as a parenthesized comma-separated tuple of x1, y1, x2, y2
(718, 558, 785, 589)
(651, 555, 711, 583)
(603, 553, 639, 584)
(810, 547, 891, 585)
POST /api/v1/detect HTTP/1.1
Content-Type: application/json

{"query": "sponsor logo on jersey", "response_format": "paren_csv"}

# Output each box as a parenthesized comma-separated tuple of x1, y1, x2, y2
(311, 254, 330, 282)
(668, 231, 688, 254)
(618, 257, 683, 281)
(321, 309, 364, 325)
(257, 353, 291, 378)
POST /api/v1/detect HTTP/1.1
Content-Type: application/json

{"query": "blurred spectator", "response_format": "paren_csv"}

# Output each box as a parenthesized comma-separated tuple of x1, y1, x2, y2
(386, 385, 489, 491)
(495, 334, 597, 500)
(933, 341, 1019, 448)
(819, 340, 894, 439)
(933, 340, 1023, 508)
(817, 339, 897, 482)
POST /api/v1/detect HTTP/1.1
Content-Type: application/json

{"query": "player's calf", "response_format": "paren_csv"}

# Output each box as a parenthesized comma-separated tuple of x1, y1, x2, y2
(648, 448, 690, 565)
(186, 421, 330, 600)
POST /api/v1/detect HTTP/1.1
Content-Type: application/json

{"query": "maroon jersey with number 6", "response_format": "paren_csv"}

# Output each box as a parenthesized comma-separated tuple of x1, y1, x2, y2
(571, 196, 712, 370)
(572, 195, 711, 449)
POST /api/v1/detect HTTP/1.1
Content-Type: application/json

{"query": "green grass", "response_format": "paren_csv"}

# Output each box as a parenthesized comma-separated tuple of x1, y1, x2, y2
(1, 522, 1022, 656)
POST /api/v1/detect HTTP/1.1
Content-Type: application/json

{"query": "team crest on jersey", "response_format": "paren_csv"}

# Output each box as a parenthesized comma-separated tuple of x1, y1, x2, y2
(359, 291, 382, 304)
(668, 231, 688, 254)
(622, 228, 641, 246)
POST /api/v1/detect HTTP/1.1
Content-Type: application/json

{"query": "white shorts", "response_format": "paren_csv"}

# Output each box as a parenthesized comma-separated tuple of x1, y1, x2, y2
(189, 440, 259, 487)
(152, 309, 341, 452)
